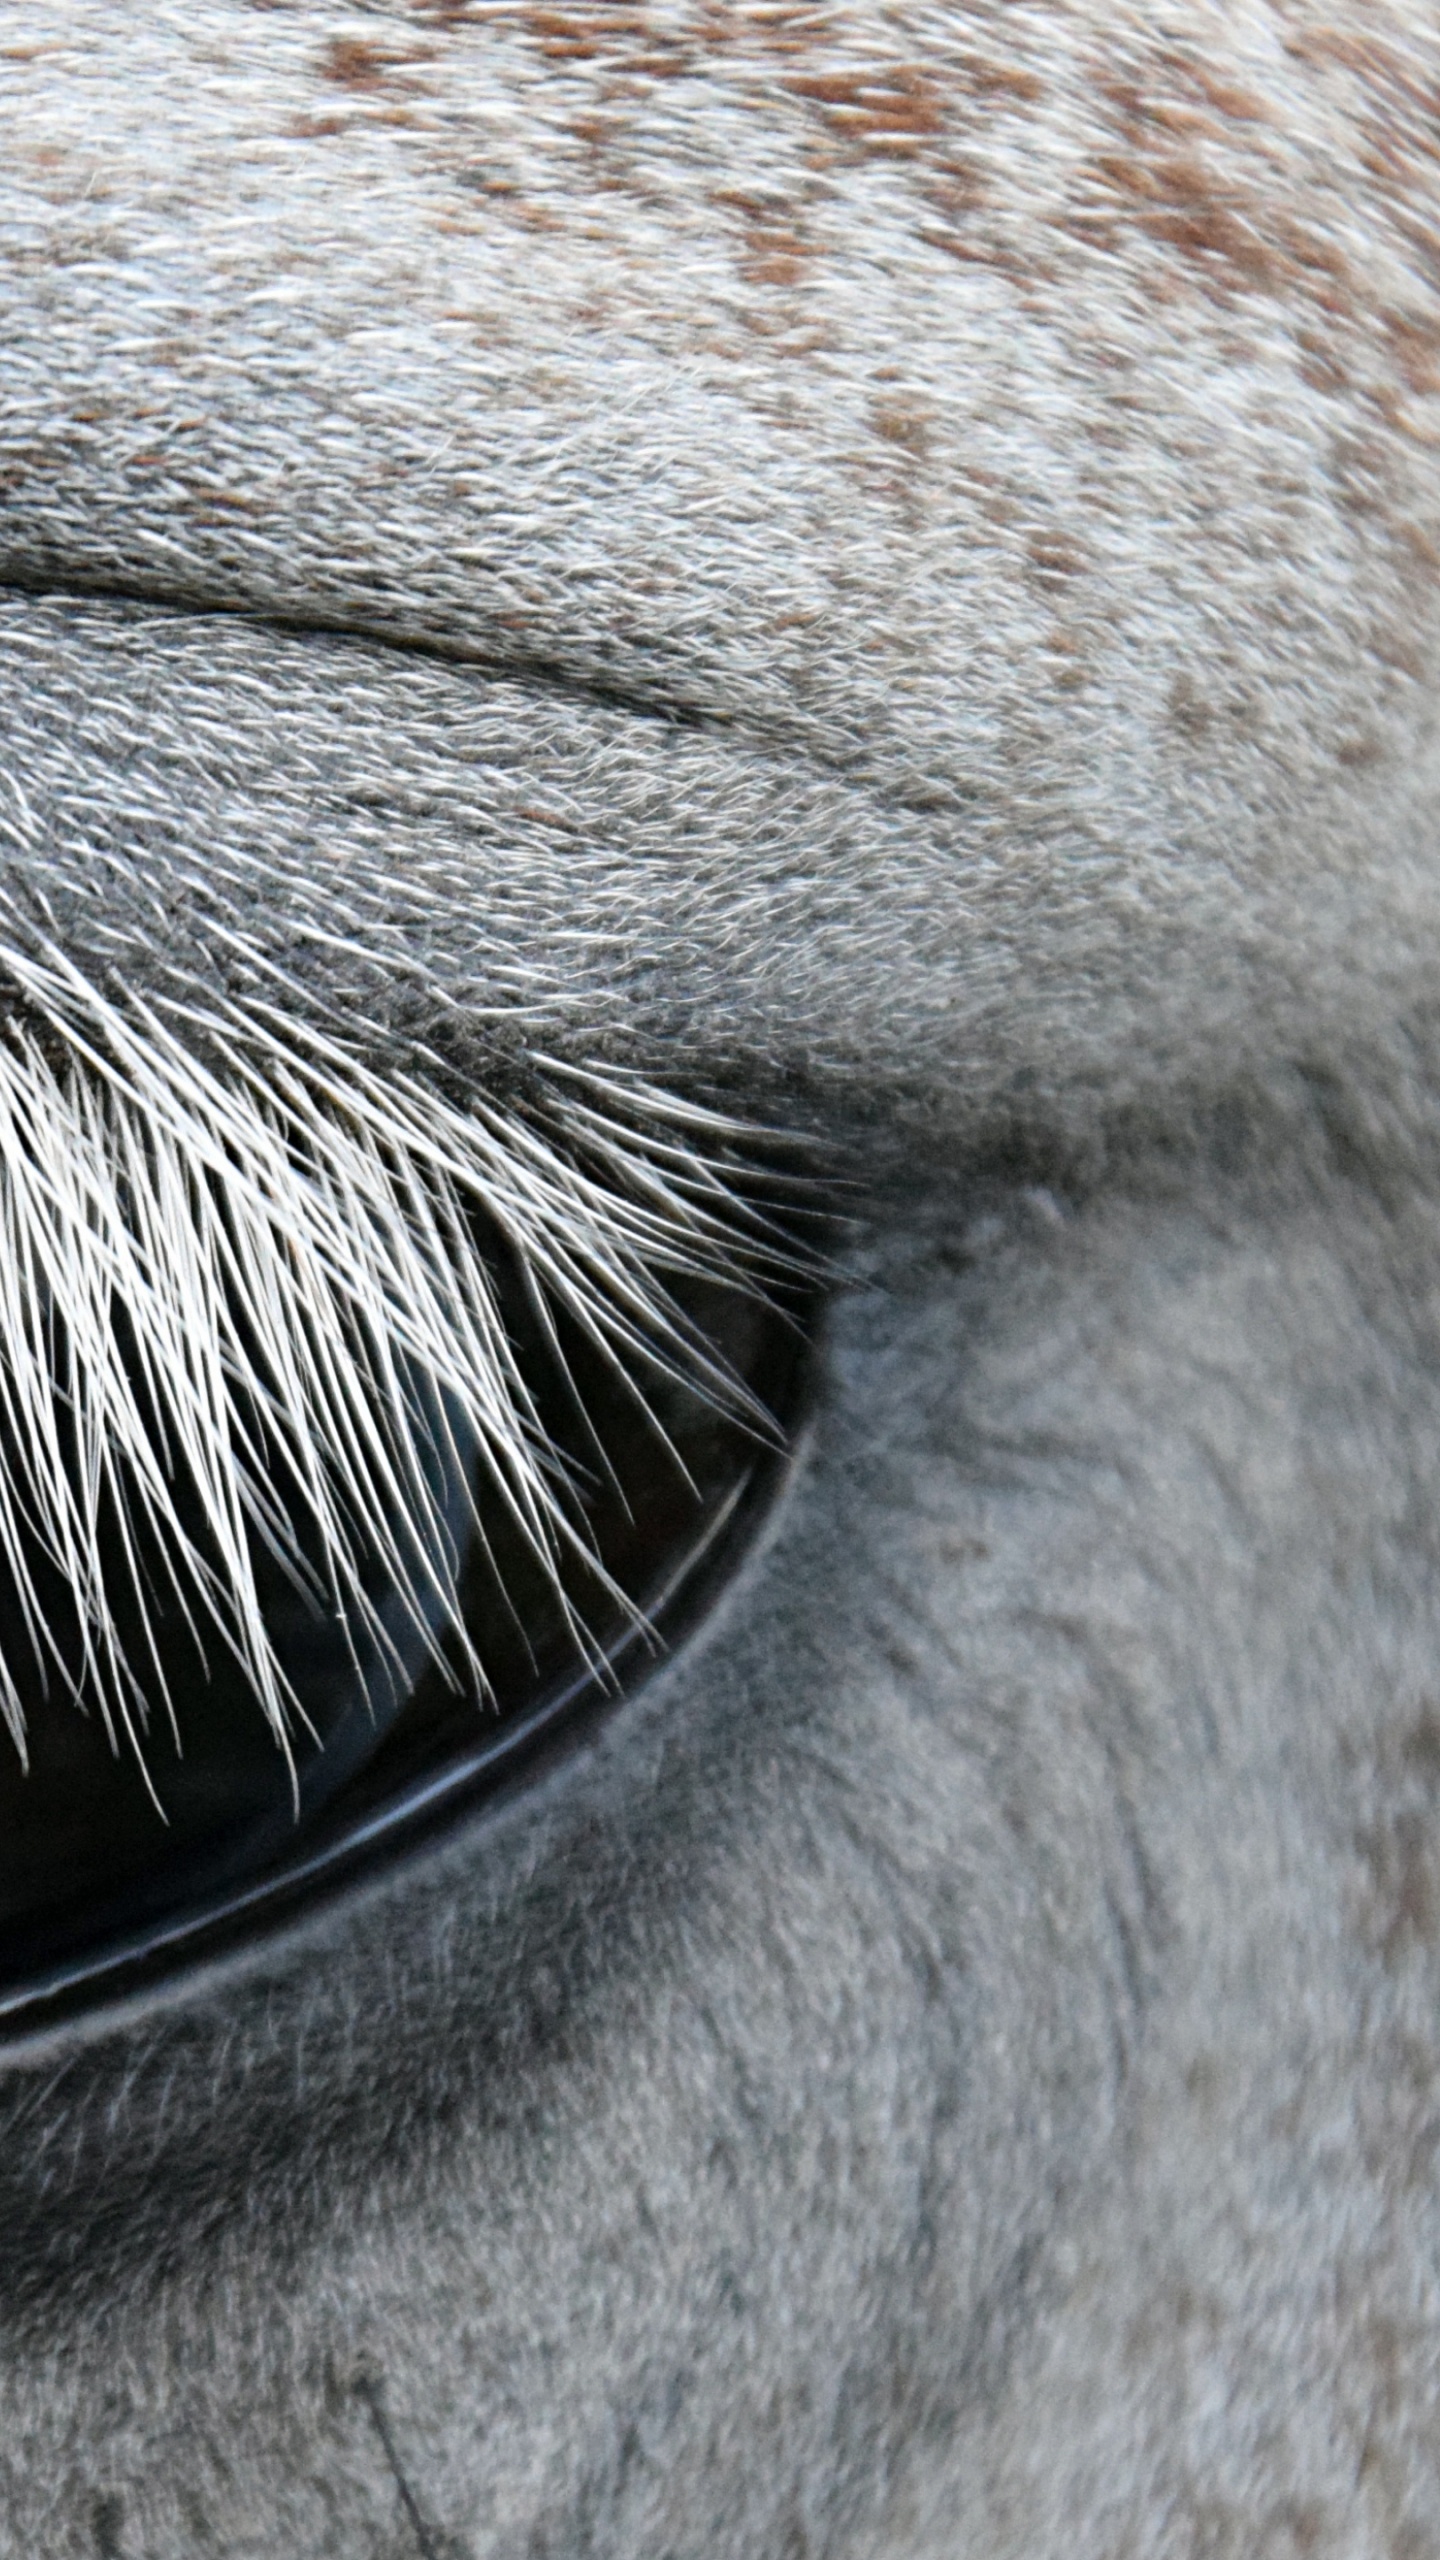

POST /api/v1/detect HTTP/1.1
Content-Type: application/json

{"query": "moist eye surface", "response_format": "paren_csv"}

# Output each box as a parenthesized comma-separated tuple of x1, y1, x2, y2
(0, 1048, 815, 2037)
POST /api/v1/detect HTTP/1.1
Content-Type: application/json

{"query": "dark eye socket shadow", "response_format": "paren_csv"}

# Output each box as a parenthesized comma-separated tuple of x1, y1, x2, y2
(0, 1261, 819, 2047)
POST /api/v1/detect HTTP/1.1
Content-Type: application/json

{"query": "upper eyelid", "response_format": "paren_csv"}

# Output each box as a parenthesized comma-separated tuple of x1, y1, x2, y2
(0, 585, 957, 1130)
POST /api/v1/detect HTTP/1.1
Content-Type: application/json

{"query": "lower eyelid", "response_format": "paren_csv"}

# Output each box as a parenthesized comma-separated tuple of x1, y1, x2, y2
(0, 1189, 1064, 2295)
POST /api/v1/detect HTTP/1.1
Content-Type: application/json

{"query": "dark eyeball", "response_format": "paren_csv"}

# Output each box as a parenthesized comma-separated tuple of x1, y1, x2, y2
(0, 1236, 814, 2037)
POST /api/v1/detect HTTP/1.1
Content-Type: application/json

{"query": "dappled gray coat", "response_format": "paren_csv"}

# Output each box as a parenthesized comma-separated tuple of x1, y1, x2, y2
(1, 2, 1439, 2553)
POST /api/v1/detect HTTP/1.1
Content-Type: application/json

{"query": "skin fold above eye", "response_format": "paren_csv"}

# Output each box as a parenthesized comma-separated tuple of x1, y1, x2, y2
(3, 7, 1438, 1140)
(0, 5, 1438, 2557)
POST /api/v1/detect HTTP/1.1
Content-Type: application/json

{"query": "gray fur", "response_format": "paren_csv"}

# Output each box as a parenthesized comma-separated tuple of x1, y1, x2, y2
(1, 2, 1439, 2551)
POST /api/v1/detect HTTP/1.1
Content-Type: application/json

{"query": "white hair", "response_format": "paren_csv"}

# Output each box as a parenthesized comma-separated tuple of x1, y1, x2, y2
(0, 926, 786, 1785)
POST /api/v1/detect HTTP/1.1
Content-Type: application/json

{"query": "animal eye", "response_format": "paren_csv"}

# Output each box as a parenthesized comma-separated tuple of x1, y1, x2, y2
(0, 981, 814, 2038)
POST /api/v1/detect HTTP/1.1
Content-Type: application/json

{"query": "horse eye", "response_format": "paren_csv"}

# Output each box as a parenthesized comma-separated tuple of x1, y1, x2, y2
(0, 1040, 815, 2039)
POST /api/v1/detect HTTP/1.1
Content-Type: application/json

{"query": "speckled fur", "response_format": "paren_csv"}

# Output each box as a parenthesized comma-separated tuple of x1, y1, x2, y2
(1, 4, 1439, 2553)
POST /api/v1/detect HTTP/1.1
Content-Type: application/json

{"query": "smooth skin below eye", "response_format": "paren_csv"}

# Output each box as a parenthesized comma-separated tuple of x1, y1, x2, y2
(1, 3, 1440, 2555)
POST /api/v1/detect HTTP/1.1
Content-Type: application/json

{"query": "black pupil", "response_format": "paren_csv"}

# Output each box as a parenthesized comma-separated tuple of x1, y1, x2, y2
(0, 1257, 807, 2025)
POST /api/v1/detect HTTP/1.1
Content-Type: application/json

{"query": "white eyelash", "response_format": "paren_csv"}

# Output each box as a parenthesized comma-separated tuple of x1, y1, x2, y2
(0, 935, 791, 1793)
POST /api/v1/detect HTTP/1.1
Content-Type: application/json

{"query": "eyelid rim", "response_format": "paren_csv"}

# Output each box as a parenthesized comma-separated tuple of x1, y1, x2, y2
(0, 1327, 818, 2058)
